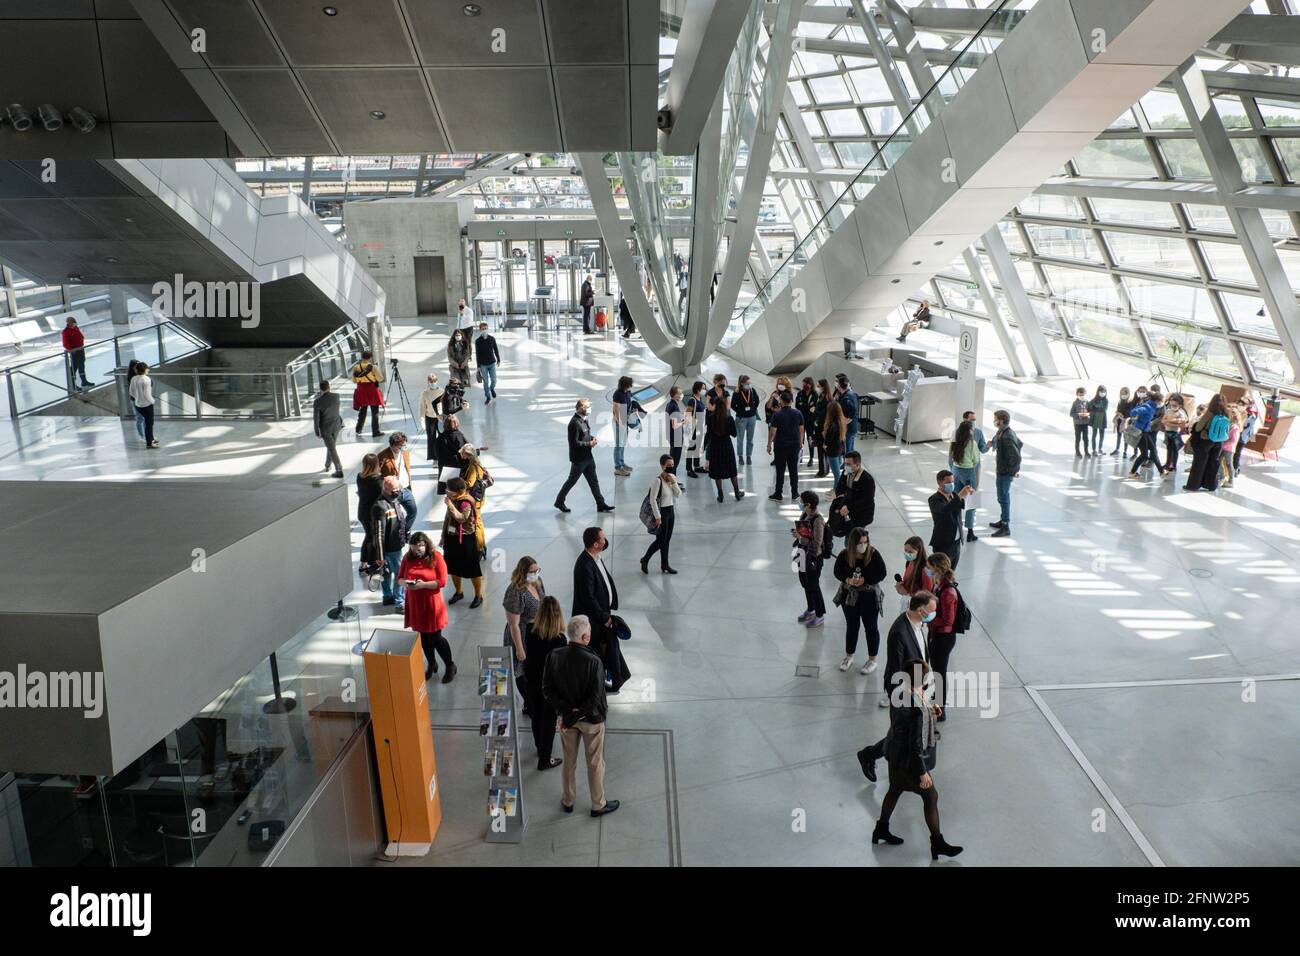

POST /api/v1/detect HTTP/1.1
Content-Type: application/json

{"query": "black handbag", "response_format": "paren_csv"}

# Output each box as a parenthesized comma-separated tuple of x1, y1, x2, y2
(610, 615, 632, 641)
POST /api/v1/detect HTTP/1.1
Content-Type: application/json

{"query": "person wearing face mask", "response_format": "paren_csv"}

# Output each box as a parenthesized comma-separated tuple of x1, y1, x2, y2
(504, 556, 546, 719)
(871, 659, 962, 860)
(836, 374, 860, 455)
(923, 553, 961, 722)
(834, 451, 876, 529)
(732, 375, 761, 465)
(572, 527, 630, 693)
(1159, 394, 1189, 478)
(1070, 387, 1092, 458)
(1124, 388, 1162, 480)
(703, 373, 730, 460)
(833, 527, 887, 674)
(767, 390, 805, 501)
(447, 328, 472, 386)
(989, 410, 1021, 538)
(948, 420, 982, 543)
(419, 373, 444, 464)
(929, 469, 974, 569)
(1110, 386, 1134, 458)
(764, 376, 792, 433)
(397, 532, 455, 683)
(665, 386, 686, 477)
(435, 414, 468, 496)
(441, 476, 485, 609)
(857, 591, 936, 770)
(795, 378, 817, 467)
(792, 491, 828, 627)
(685, 381, 708, 477)
(641, 454, 682, 574)
(1087, 386, 1109, 456)
(708, 397, 744, 502)
(555, 399, 615, 514)
(372, 476, 409, 611)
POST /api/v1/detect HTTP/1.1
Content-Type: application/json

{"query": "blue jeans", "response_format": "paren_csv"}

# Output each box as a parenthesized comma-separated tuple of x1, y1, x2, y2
(844, 428, 857, 454)
(397, 488, 417, 528)
(996, 475, 1013, 525)
(480, 362, 497, 399)
(952, 465, 978, 529)
(614, 422, 630, 469)
(736, 415, 757, 459)
(134, 406, 146, 438)
(828, 455, 843, 486)
(382, 550, 404, 606)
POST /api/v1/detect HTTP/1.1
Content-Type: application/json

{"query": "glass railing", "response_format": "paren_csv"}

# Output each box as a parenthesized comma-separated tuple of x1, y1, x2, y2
(721, 0, 1024, 348)
(2, 321, 208, 418)
(105, 322, 371, 422)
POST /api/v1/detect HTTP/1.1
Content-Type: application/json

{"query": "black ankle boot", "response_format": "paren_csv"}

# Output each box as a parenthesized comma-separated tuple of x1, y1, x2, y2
(930, 834, 963, 859)
(871, 820, 903, 845)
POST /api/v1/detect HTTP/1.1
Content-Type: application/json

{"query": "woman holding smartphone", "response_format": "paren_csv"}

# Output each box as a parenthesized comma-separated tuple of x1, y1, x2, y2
(398, 531, 456, 683)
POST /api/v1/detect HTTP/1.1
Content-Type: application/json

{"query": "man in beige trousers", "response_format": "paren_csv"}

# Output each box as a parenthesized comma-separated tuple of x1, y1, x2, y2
(542, 614, 620, 817)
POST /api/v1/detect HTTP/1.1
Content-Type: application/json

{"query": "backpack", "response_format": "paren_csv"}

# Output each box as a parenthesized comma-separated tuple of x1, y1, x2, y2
(821, 521, 835, 560)
(1207, 414, 1230, 443)
(945, 583, 972, 635)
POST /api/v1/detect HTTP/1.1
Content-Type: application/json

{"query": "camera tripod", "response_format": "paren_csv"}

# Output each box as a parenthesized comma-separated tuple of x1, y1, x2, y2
(383, 358, 415, 431)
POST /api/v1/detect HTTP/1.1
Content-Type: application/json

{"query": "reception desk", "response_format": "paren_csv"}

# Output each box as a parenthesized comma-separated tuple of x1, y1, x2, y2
(798, 347, 984, 444)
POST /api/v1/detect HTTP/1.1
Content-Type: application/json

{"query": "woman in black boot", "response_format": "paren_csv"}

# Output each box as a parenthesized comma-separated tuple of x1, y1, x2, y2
(870, 659, 963, 860)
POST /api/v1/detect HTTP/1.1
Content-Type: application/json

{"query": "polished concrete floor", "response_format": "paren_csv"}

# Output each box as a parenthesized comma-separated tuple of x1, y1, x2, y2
(5, 317, 1298, 866)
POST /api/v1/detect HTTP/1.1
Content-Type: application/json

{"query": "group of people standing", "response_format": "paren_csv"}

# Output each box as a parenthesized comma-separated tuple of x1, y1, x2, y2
(1070, 383, 1260, 492)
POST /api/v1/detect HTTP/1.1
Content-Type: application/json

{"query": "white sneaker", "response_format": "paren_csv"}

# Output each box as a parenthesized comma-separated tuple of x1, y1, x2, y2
(838, 655, 854, 672)
(861, 659, 878, 676)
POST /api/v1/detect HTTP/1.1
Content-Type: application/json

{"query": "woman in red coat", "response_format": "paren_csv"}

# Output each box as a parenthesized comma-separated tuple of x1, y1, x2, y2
(351, 350, 386, 439)
(398, 532, 456, 682)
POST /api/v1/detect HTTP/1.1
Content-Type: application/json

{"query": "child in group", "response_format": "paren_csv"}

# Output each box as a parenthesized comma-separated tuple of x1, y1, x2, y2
(1110, 387, 1134, 458)
(1160, 395, 1189, 478)
(1219, 406, 1245, 488)
(1070, 387, 1091, 458)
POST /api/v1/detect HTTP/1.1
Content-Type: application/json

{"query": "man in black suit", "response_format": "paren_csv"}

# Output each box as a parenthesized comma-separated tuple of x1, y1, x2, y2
(555, 399, 614, 513)
(572, 526, 631, 693)
(580, 275, 596, 334)
(929, 469, 974, 570)
(313, 380, 344, 478)
(857, 591, 937, 779)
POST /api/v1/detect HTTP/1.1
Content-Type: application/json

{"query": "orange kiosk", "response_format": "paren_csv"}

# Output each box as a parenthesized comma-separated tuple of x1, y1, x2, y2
(364, 630, 441, 855)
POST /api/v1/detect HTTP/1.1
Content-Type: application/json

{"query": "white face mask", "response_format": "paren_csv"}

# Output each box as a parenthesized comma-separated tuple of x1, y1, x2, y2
(857, 543, 868, 554)
(526, 571, 540, 583)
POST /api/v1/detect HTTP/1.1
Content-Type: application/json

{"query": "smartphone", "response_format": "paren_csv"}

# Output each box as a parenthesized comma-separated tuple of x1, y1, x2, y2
(893, 573, 902, 582)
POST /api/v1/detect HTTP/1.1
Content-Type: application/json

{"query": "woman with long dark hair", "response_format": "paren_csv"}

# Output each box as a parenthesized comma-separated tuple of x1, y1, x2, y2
(923, 552, 959, 723)
(833, 526, 887, 675)
(524, 596, 567, 769)
(447, 328, 471, 386)
(1184, 393, 1230, 492)
(707, 396, 743, 502)
(397, 532, 456, 682)
(948, 420, 980, 542)
(823, 400, 848, 486)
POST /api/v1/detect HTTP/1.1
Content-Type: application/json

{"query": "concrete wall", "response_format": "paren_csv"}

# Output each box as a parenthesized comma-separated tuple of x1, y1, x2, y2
(343, 200, 465, 319)
(0, 481, 354, 777)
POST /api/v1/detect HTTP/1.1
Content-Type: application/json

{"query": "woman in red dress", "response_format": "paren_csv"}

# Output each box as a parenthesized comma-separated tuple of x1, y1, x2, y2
(351, 350, 386, 439)
(397, 531, 456, 682)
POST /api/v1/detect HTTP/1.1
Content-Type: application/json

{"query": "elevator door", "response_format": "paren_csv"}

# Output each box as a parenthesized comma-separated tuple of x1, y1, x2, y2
(414, 255, 447, 315)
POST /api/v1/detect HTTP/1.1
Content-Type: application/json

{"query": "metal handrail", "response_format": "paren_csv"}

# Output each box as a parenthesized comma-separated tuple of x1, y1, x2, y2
(3, 320, 209, 419)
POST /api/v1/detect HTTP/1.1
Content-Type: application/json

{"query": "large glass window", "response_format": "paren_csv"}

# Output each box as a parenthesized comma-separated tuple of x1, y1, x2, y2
(1122, 277, 1218, 327)
(1199, 240, 1256, 285)
(1072, 140, 1159, 177)
(1145, 323, 1241, 377)
(1140, 90, 1189, 129)
(1059, 304, 1144, 350)
(1017, 194, 1083, 219)
(1220, 291, 1279, 339)
(1024, 223, 1103, 262)
(1089, 198, 1179, 228)
(1042, 265, 1121, 309)
(822, 109, 866, 136)
(1242, 342, 1293, 384)
(1159, 139, 1211, 179)
(1103, 232, 1200, 277)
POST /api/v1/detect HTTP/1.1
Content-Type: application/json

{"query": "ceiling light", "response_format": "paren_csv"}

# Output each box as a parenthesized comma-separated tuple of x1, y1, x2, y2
(322, 5, 338, 14)
(370, 110, 386, 120)
(68, 274, 83, 282)
(37, 105, 62, 131)
(933, 240, 944, 246)
(105, 256, 119, 263)
(911, 260, 921, 266)
(67, 107, 97, 133)
(5, 104, 32, 132)
(463, 3, 482, 15)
